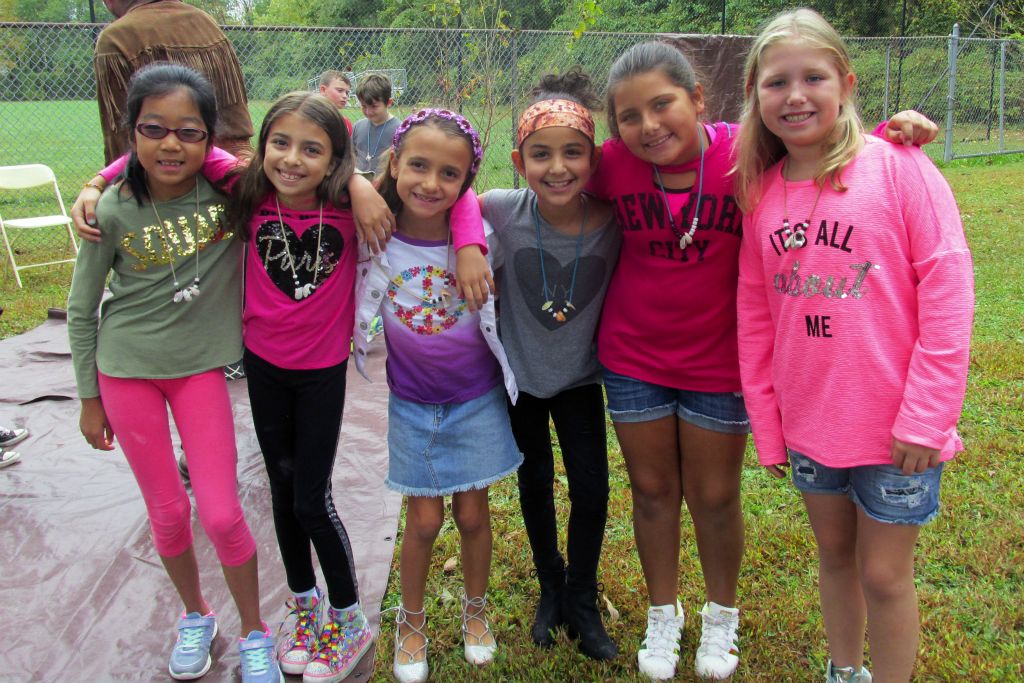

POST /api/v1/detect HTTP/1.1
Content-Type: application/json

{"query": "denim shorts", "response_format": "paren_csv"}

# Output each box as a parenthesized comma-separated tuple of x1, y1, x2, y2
(789, 450, 944, 526)
(387, 384, 523, 497)
(601, 368, 750, 435)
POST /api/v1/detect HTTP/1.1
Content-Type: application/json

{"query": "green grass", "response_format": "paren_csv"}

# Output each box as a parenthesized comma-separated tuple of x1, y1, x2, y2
(2, 111, 1022, 680)
(363, 161, 1024, 681)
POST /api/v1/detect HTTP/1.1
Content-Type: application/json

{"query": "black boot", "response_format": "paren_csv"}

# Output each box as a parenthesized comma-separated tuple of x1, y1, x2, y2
(531, 566, 566, 647)
(563, 583, 618, 661)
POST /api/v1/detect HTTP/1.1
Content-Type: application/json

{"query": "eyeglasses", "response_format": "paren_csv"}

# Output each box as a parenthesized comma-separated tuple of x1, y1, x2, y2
(135, 123, 209, 143)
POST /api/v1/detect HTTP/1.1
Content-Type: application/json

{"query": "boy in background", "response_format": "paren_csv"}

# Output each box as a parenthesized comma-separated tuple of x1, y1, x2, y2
(319, 70, 354, 134)
(352, 73, 400, 178)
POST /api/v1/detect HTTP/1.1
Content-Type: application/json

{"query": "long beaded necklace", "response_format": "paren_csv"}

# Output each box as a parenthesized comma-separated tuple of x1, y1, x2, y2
(532, 194, 587, 323)
(365, 120, 389, 163)
(149, 182, 202, 303)
(275, 194, 324, 300)
(780, 159, 825, 250)
(652, 122, 705, 251)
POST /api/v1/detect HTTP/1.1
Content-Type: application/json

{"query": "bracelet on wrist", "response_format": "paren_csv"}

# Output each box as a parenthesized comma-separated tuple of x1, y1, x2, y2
(83, 180, 105, 192)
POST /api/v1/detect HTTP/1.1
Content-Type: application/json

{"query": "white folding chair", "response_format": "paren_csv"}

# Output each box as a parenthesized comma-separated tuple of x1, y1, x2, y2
(0, 164, 80, 288)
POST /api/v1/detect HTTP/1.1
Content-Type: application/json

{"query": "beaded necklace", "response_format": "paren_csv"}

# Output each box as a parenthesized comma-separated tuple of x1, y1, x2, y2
(274, 194, 324, 300)
(365, 120, 389, 163)
(651, 122, 705, 251)
(780, 159, 825, 250)
(148, 182, 202, 303)
(532, 194, 587, 323)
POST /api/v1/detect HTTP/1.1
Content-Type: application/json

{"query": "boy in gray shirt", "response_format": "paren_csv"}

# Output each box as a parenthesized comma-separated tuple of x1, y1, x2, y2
(352, 73, 400, 178)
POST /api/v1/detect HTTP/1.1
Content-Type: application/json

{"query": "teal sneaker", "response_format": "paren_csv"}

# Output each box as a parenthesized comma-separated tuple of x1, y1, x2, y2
(239, 628, 283, 683)
(168, 612, 217, 680)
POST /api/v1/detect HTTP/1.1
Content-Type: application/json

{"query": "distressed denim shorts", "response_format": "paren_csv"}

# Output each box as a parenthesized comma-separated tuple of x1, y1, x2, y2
(602, 368, 750, 435)
(387, 385, 523, 497)
(789, 450, 944, 525)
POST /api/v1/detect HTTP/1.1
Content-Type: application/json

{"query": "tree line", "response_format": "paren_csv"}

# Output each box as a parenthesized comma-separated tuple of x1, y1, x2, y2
(2, 0, 1021, 37)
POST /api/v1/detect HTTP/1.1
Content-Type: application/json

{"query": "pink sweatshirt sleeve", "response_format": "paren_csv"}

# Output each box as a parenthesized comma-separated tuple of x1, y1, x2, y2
(889, 149, 974, 450)
(736, 204, 789, 466)
(450, 188, 487, 254)
(98, 146, 239, 184)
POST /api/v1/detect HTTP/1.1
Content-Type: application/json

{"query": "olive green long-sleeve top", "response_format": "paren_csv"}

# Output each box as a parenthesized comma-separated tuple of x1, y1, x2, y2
(67, 178, 242, 398)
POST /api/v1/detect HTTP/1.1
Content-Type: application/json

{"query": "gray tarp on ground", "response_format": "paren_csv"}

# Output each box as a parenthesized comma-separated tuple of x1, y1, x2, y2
(0, 312, 399, 681)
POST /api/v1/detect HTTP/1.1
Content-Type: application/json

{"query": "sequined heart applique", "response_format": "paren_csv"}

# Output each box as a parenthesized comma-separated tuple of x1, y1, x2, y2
(255, 219, 344, 300)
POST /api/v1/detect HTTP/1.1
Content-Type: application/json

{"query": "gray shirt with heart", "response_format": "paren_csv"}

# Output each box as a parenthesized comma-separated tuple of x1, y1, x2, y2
(483, 188, 621, 399)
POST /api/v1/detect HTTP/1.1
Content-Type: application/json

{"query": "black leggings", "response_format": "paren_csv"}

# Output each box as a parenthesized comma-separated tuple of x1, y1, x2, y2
(508, 383, 609, 588)
(243, 348, 358, 608)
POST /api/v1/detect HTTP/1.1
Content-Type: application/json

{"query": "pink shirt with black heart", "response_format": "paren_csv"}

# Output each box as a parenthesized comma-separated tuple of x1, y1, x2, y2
(243, 195, 358, 369)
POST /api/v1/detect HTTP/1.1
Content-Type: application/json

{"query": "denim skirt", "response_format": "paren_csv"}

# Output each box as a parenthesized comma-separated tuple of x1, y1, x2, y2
(386, 384, 523, 497)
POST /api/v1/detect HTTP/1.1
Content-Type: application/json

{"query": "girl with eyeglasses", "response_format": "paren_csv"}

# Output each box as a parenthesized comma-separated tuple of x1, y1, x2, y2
(67, 63, 280, 682)
(69, 80, 491, 683)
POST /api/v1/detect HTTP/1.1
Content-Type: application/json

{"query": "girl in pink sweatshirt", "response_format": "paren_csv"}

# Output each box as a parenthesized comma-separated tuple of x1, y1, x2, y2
(735, 10, 973, 683)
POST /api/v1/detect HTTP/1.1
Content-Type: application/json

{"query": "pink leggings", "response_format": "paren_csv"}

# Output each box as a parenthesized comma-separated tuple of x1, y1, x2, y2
(98, 370, 256, 567)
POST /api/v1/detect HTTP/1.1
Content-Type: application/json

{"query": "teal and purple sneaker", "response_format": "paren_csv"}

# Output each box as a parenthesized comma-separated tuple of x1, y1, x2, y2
(239, 627, 283, 683)
(168, 611, 217, 680)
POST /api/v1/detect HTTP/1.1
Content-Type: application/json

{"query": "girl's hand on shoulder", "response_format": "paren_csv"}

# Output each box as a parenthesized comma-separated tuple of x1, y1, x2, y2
(890, 438, 941, 475)
(72, 177, 106, 243)
(455, 245, 494, 313)
(764, 463, 789, 479)
(884, 111, 938, 147)
(80, 397, 115, 451)
(348, 174, 395, 254)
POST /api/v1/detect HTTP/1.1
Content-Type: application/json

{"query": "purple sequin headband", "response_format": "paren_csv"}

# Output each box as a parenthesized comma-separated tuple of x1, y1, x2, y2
(392, 108, 483, 175)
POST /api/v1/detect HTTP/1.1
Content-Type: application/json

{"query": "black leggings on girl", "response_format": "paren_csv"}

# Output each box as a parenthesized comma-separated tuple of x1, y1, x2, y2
(508, 383, 609, 588)
(243, 348, 359, 608)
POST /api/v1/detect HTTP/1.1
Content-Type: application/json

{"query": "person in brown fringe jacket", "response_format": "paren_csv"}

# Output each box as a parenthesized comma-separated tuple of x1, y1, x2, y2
(95, 0, 254, 163)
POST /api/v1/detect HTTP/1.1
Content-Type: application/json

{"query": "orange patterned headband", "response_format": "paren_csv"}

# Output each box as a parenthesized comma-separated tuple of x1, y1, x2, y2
(516, 98, 595, 148)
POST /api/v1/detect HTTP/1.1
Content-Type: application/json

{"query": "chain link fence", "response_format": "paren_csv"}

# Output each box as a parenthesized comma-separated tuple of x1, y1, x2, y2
(1, 22, 1022, 282)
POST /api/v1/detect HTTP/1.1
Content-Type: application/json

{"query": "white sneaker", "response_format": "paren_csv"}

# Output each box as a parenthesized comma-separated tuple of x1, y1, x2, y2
(637, 602, 684, 680)
(695, 602, 739, 679)
(826, 660, 873, 683)
(0, 448, 21, 469)
(0, 426, 28, 448)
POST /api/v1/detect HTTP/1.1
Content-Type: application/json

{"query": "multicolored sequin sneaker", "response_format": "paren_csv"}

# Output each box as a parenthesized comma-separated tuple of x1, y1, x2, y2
(278, 589, 323, 675)
(303, 605, 374, 683)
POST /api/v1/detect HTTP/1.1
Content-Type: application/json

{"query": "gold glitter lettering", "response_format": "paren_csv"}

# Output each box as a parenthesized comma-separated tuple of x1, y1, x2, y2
(124, 202, 228, 271)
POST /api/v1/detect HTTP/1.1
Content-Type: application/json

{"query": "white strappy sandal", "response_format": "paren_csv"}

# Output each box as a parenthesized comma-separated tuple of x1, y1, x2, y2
(461, 594, 497, 666)
(392, 605, 429, 683)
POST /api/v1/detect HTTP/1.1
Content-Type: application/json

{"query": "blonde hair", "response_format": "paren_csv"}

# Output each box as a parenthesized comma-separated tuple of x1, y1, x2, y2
(734, 8, 863, 213)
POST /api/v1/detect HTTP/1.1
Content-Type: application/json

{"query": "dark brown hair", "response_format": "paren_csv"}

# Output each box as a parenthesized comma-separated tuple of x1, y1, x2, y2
(606, 41, 699, 138)
(355, 73, 392, 105)
(227, 92, 355, 238)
